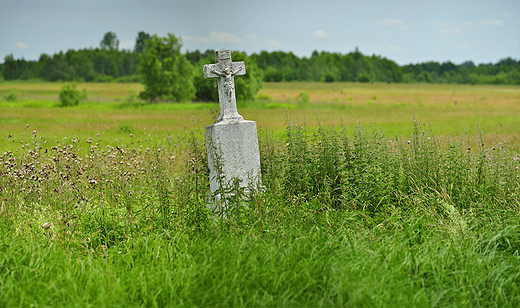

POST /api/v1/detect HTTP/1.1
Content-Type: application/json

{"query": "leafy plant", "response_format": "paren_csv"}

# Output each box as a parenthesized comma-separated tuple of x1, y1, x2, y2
(357, 73, 370, 83)
(256, 93, 273, 101)
(59, 82, 86, 107)
(296, 92, 310, 105)
(3, 89, 18, 102)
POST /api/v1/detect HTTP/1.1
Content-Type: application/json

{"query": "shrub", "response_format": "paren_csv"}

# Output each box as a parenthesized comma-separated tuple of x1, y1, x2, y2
(59, 83, 86, 107)
(357, 74, 370, 83)
(256, 93, 273, 101)
(4, 89, 18, 102)
(324, 73, 335, 82)
(263, 67, 284, 82)
(296, 92, 310, 105)
(125, 90, 141, 104)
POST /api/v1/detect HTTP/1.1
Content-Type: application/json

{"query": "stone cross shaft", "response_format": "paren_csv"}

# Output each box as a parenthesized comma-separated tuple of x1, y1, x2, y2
(203, 49, 246, 122)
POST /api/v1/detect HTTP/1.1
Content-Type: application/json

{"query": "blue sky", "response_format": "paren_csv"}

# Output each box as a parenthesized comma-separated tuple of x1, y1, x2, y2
(1, 0, 518, 65)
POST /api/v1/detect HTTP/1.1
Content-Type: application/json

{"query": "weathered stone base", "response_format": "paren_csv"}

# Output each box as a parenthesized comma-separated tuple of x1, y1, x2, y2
(205, 120, 261, 213)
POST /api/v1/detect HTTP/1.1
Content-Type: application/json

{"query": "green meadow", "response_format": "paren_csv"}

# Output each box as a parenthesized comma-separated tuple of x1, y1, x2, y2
(1, 81, 520, 307)
(1, 81, 519, 141)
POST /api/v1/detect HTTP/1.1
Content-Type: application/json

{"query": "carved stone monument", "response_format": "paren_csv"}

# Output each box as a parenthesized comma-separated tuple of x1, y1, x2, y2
(203, 49, 261, 213)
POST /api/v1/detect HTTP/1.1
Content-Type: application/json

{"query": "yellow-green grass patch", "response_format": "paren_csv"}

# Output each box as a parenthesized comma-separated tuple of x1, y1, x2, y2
(1, 81, 519, 148)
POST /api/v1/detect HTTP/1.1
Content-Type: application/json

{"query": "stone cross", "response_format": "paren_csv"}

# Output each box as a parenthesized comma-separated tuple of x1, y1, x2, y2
(203, 49, 262, 215)
(203, 49, 245, 122)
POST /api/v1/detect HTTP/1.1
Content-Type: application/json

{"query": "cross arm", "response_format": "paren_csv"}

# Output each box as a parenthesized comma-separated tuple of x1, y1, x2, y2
(230, 62, 246, 76)
(203, 61, 247, 79)
(203, 63, 221, 79)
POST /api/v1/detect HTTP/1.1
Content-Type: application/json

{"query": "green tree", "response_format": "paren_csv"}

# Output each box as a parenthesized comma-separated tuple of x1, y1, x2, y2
(134, 31, 151, 53)
(231, 51, 262, 102)
(263, 67, 284, 82)
(40, 51, 75, 81)
(138, 33, 195, 102)
(2, 54, 17, 80)
(193, 58, 218, 102)
(100, 31, 119, 50)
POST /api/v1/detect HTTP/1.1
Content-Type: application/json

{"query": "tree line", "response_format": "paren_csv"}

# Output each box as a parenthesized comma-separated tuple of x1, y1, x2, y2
(1, 31, 519, 86)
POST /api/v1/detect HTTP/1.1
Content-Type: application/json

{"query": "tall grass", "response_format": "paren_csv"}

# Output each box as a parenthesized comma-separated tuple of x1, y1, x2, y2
(1, 117, 520, 307)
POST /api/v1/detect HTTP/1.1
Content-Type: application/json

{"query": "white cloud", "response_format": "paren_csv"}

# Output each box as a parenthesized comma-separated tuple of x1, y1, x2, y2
(312, 30, 329, 38)
(482, 19, 504, 26)
(184, 31, 245, 44)
(14, 41, 29, 50)
(439, 27, 461, 34)
(375, 19, 409, 30)
(184, 32, 282, 49)
(265, 39, 283, 48)
(387, 45, 405, 52)
(508, 40, 517, 46)
(433, 20, 453, 27)
(119, 40, 135, 49)
(433, 20, 474, 35)
(457, 42, 469, 48)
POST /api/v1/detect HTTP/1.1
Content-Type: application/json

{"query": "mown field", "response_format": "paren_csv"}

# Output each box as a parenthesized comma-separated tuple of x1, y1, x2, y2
(1, 81, 520, 307)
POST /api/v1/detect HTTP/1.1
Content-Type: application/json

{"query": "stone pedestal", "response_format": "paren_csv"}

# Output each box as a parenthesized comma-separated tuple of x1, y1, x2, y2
(206, 120, 261, 212)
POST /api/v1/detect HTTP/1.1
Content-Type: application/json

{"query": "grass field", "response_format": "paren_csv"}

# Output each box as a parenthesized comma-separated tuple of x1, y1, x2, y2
(1, 81, 520, 307)
(1, 81, 519, 143)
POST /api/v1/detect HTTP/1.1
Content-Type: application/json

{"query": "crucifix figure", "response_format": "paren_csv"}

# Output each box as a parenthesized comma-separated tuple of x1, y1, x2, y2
(203, 49, 246, 122)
